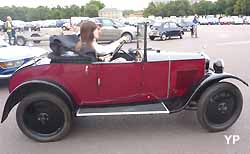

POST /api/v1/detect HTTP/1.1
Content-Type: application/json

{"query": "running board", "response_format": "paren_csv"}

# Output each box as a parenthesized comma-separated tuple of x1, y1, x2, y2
(76, 103, 169, 117)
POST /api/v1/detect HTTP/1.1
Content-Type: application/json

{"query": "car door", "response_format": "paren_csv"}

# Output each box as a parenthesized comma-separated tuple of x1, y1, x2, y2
(169, 22, 180, 36)
(54, 63, 99, 106)
(163, 23, 170, 36)
(97, 61, 143, 104)
(142, 61, 170, 100)
(74, 64, 98, 105)
(100, 19, 121, 41)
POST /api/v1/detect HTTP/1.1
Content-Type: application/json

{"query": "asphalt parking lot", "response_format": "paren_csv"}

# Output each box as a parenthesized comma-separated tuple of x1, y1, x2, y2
(0, 25, 250, 154)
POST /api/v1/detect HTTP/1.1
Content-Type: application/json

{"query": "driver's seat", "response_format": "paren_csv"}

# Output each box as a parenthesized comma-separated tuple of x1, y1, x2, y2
(49, 35, 97, 63)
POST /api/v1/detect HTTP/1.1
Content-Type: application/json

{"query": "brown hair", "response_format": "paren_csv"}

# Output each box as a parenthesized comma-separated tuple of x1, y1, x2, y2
(75, 21, 97, 51)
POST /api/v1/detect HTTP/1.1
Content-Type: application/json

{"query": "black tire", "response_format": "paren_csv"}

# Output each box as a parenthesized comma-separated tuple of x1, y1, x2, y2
(149, 36, 155, 40)
(16, 92, 72, 142)
(16, 36, 26, 46)
(121, 33, 133, 43)
(31, 34, 41, 44)
(197, 82, 243, 132)
(161, 33, 167, 41)
(179, 32, 183, 39)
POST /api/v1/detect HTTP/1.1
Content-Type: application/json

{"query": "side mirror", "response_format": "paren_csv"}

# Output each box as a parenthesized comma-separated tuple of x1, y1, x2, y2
(113, 25, 118, 29)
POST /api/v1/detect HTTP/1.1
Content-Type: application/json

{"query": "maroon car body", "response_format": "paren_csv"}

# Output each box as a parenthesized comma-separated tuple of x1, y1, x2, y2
(8, 53, 205, 105)
(1, 23, 248, 142)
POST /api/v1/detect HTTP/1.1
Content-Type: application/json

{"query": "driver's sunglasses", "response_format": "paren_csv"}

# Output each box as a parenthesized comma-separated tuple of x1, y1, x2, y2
(97, 27, 101, 31)
(96, 24, 102, 30)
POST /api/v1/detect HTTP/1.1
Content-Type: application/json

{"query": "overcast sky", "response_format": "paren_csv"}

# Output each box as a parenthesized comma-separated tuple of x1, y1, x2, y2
(0, 0, 153, 10)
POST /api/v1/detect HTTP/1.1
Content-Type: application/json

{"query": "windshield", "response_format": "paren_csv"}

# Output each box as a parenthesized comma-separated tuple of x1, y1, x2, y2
(152, 22, 162, 27)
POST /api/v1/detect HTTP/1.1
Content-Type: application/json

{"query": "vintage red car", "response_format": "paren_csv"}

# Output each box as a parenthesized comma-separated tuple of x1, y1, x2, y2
(1, 23, 248, 142)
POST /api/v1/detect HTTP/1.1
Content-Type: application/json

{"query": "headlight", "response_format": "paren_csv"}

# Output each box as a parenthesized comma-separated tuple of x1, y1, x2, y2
(0, 60, 25, 69)
(213, 59, 224, 73)
(205, 58, 210, 71)
(200, 52, 210, 72)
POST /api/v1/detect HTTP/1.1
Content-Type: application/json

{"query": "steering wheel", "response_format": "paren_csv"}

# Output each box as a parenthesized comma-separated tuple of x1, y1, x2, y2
(109, 40, 125, 61)
(109, 40, 134, 62)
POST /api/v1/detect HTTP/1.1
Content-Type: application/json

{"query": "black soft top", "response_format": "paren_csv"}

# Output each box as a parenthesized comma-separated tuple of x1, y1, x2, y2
(48, 35, 96, 63)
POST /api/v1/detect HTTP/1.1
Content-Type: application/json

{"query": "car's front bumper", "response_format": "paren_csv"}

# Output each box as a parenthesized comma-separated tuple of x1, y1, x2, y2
(149, 31, 161, 37)
(0, 74, 12, 79)
(0, 67, 16, 79)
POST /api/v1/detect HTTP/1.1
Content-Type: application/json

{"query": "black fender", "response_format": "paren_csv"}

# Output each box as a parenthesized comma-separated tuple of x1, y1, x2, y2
(1, 80, 76, 123)
(171, 72, 248, 113)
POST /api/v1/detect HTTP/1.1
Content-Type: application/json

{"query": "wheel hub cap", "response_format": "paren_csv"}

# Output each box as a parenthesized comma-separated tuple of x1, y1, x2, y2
(206, 90, 236, 124)
(218, 102, 228, 114)
(37, 113, 49, 125)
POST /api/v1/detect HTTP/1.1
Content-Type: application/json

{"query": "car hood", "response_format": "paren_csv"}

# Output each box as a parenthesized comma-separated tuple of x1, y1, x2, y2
(0, 46, 48, 62)
(147, 51, 206, 62)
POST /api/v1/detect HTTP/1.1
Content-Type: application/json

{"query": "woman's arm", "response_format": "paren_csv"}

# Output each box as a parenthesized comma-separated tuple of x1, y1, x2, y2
(92, 40, 120, 55)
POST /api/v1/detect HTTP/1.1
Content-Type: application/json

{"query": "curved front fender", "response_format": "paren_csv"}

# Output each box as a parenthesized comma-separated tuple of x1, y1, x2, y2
(172, 72, 248, 113)
(1, 80, 75, 123)
(188, 72, 248, 103)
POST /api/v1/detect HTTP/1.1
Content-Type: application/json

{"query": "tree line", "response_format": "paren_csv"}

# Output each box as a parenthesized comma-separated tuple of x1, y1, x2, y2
(144, 0, 250, 17)
(0, 0, 105, 21)
(1, 0, 249, 21)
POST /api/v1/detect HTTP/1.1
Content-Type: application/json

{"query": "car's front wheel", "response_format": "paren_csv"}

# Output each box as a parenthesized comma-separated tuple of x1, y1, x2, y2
(161, 33, 167, 41)
(197, 82, 243, 132)
(16, 36, 26, 46)
(149, 36, 155, 40)
(16, 92, 72, 142)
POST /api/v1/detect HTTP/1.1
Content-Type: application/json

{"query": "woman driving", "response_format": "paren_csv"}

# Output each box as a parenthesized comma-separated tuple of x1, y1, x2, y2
(75, 20, 128, 62)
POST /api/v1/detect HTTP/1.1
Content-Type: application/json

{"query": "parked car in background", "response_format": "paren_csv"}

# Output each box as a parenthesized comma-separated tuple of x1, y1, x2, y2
(0, 39, 48, 79)
(199, 17, 209, 25)
(113, 20, 137, 42)
(62, 22, 71, 31)
(178, 20, 194, 32)
(6, 28, 63, 46)
(94, 17, 137, 42)
(92, 17, 122, 41)
(232, 16, 244, 25)
(206, 15, 219, 25)
(70, 17, 90, 26)
(244, 16, 250, 24)
(219, 17, 233, 25)
(149, 21, 184, 40)
(56, 19, 70, 28)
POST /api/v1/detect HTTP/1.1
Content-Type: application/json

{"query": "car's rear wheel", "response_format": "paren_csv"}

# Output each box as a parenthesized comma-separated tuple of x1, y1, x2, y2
(161, 34, 167, 41)
(16, 92, 72, 142)
(16, 36, 26, 46)
(197, 82, 243, 132)
(149, 36, 155, 40)
(31, 34, 41, 44)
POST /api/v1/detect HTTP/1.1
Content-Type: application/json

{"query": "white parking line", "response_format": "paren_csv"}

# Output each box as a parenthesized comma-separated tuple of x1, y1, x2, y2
(216, 40, 250, 46)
